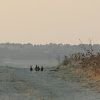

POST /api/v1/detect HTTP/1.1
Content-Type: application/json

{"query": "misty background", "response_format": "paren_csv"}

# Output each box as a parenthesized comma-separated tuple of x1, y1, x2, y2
(0, 43, 100, 68)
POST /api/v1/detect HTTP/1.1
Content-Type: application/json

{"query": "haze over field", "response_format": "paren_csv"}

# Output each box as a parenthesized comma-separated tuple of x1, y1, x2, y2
(0, 43, 100, 68)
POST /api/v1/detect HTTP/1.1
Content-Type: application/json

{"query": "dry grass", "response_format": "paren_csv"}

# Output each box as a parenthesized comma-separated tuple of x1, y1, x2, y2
(60, 49, 100, 92)
(75, 69, 84, 75)
(79, 53, 100, 78)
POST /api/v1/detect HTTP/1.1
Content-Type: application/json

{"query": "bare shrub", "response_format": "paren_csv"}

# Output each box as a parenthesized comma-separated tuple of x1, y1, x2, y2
(62, 55, 69, 65)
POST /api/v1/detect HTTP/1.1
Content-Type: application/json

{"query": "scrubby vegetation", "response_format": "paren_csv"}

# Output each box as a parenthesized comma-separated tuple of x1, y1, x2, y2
(57, 42, 100, 92)
(80, 53, 100, 74)
(62, 55, 69, 65)
(61, 41, 100, 80)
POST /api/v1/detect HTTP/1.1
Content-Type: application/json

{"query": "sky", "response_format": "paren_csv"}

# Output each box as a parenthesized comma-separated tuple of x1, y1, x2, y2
(0, 0, 100, 45)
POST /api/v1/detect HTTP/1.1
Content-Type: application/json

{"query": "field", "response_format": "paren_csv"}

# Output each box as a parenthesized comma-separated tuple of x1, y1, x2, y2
(0, 66, 100, 100)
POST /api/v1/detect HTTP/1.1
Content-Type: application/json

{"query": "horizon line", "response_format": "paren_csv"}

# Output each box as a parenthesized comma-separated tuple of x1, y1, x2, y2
(0, 42, 99, 46)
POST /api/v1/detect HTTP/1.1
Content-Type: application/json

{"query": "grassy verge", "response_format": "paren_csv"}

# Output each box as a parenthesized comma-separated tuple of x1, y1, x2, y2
(55, 53, 100, 93)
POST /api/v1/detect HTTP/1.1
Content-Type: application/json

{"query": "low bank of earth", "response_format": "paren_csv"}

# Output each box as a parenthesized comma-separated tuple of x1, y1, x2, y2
(0, 66, 100, 100)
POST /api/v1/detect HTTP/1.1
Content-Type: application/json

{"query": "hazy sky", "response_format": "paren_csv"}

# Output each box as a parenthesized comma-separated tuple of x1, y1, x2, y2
(0, 0, 100, 44)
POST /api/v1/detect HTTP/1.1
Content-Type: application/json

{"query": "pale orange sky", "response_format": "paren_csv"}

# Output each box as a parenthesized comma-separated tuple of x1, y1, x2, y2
(0, 0, 100, 44)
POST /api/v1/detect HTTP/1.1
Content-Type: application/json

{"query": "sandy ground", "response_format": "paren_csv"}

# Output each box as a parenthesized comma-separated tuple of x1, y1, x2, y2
(0, 66, 100, 100)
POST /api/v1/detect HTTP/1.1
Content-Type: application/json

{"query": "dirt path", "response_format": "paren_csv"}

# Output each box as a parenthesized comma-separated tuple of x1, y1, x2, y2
(0, 67, 100, 100)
